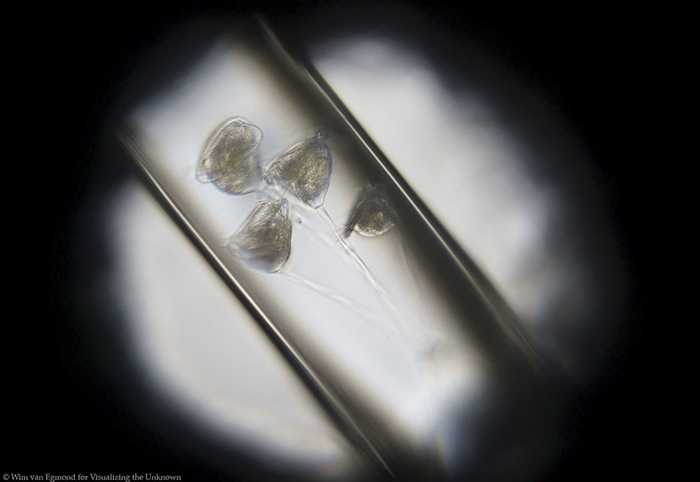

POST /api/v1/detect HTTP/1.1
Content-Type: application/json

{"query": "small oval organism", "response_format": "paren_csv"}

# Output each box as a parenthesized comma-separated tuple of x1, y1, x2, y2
(198, 117, 263, 194)
(343, 183, 397, 237)
(262, 133, 332, 208)
(228, 199, 292, 273)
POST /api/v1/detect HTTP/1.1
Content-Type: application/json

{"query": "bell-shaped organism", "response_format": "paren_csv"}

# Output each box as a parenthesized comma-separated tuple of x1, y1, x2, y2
(343, 183, 397, 237)
(229, 199, 292, 273)
(263, 133, 332, 208)
(197, 117, 263, 194)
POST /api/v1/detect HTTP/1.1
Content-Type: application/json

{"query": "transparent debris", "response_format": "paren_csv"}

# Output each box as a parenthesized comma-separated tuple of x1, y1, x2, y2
(263, 133, 332, 208)
(228, 199, 292, 273)
(344, 183, 397, 237)
(197, 117, 263, 194)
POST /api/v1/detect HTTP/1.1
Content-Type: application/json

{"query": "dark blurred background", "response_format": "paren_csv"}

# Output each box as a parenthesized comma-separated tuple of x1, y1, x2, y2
(32, 1, 657, 480)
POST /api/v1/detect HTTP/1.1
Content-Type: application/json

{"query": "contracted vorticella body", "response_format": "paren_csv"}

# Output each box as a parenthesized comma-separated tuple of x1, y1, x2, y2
(228, 199, 292, 273)
(344, 183, 397, 238)
(197, 117, 263, 194)
(263, 133, 332, 209)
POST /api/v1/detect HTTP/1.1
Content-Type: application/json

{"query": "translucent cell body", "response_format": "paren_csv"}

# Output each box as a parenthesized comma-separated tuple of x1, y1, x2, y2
(229, 199, 292, 273)
(344, 183, 397, 237)
(197, 117, 263, 194)
(263, 133, 332, 208)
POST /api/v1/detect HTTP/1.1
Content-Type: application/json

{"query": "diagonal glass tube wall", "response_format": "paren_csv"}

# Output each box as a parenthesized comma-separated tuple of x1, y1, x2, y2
(107, 13, 626, 482)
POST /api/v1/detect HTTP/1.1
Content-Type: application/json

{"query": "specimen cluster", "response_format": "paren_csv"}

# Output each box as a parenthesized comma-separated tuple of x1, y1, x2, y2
(197, 117, 396, 273)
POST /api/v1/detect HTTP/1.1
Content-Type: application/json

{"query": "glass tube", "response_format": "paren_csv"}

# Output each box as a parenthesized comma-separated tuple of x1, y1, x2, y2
(116, 17, 545, 479)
